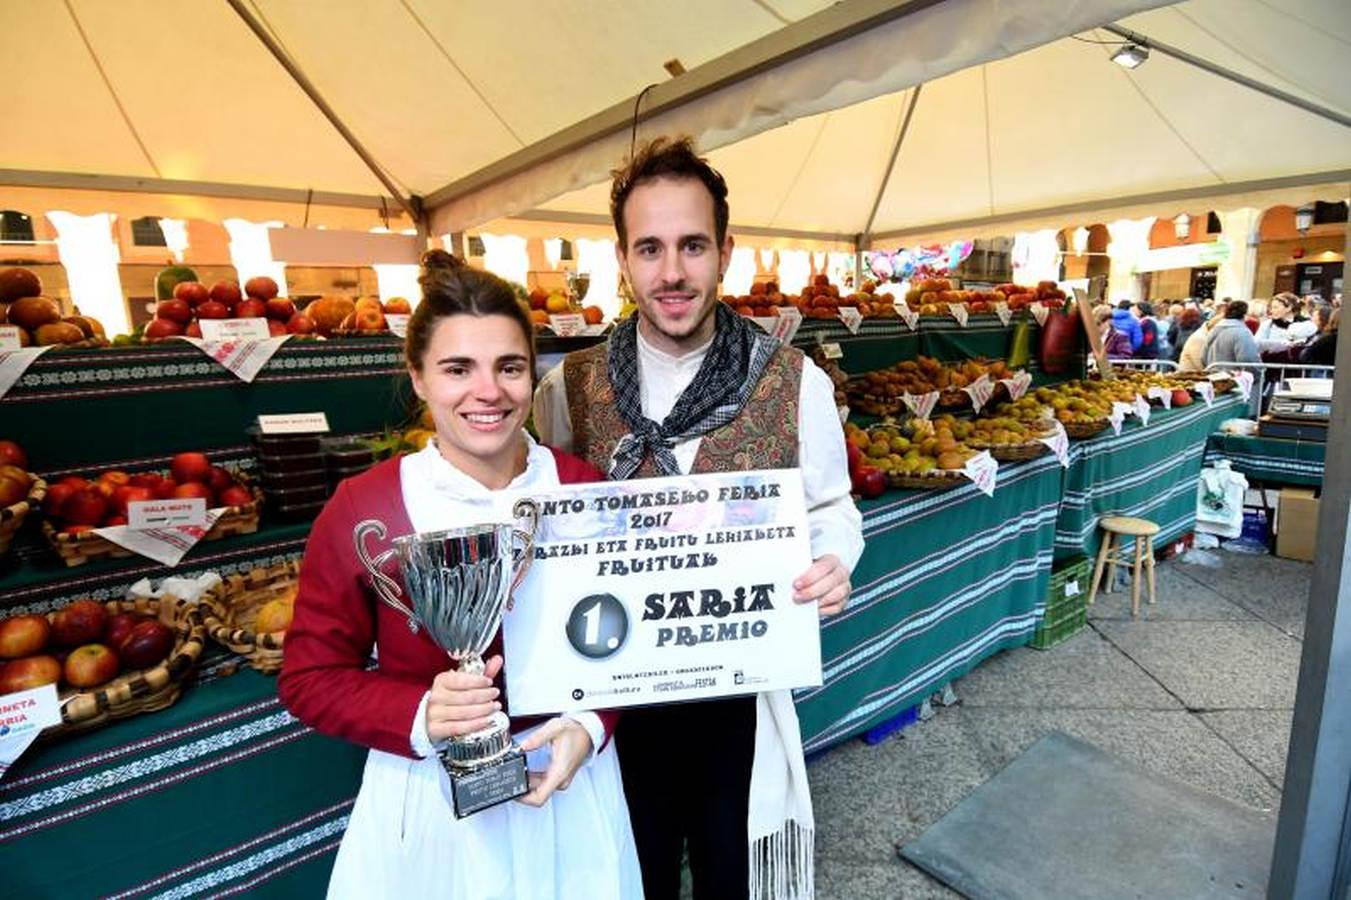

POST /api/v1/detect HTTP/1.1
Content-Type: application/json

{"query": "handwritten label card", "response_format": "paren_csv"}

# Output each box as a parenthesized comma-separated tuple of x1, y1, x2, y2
(902, 391, 939, 420)
(1109, 401, 1133, 435)
(820, 342, 843, 360)
(258, 412, 331, 434)
(948, 303, 970, 327)
(127, 498, 207, 530)
(0, 685, 62, 780)
(962, 451, 998, 497)
(994, 302, 1012, 327)
(962, 374, 994, 413)
(548, 314, 586, 337)
(1039, 420, 1071, 468)
(1133, 394, 1151, 427)
(1232, 370, 1254, 401)
(895, 300, 919, 331)
(1031, 305, 1051, 327)
(1193, 381, 1215, 408)
(385, 313, 410, 338)
(1147, 385, 1173, 409)
(999, 370, 1032, 402)
(837, 307, 863, 334)
(0, 326, 21, 352)
(199, 317, 270, 341)
(771, 308, 803, 345)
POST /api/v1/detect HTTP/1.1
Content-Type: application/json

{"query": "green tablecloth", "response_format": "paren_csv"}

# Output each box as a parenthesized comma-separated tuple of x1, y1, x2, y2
(0, 670, 365, 898)
(795, 454, 1063, 752)
(1204, 432, 1326, 487)
(1054, 394, 1246, 561)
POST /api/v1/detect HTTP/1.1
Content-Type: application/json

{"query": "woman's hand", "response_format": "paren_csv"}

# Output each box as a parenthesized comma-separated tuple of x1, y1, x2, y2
(425, 654, 503, 743)
(793, 553, 851, 617)
(515, 717, 594, 807)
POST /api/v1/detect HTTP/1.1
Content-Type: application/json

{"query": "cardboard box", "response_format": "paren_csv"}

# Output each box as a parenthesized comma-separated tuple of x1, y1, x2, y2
(1276, 488, 1319, 562)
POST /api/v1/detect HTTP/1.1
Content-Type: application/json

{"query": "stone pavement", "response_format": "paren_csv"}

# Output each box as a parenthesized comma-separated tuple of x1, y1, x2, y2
(800, 549, 1310, 899)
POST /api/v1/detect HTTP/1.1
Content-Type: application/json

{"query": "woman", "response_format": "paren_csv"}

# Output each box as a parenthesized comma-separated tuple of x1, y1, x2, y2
(1133, 300, 1161, 360)
(278, 251, 642, 900)
(1098, 305, 1133, 358)
(1257, 293, 1317, 350)
(1168, 307, 1202, 362)
(1179, 302, 1226, 371)
(1300, 305, 1338, 366)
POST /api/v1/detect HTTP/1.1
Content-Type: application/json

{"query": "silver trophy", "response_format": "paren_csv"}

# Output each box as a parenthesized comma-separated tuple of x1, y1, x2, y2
(354, 498, 539, 817)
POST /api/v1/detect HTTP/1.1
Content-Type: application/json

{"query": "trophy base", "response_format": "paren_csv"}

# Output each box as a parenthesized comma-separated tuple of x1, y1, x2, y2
(442, 746, 528, 818)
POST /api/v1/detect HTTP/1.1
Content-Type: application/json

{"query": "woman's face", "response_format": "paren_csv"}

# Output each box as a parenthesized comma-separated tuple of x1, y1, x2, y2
(1270, 298, 1289, 319)
(409, 314, 533, 485)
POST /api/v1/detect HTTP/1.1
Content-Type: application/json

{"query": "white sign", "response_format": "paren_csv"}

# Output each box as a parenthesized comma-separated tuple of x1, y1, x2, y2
(994, 302, 1012, 327)
(0, 326, 21, 352)
(257, 412, 331, 434)
(1148, 385, 1173, 409)
(962, 374, 994, 413)
(92, 509, 224, 567)
(895, 300, 919, 331)
(385, 313, 410, 338)
(819, 342, 843, 360)
(127, 497, 207, 530)
(770, 307, 803, 345)
(999, 371, 1032, 402)
(948, 303, 969, 327)
(1109, 401, 1133, 435)
(902, 391, 939, 420)
(199, 317, 270, 341)
(1193, 381, 1215, 408)
(837, 307, 863, 334)
(1031, 305, 1051, 327)
(1039, 420, 1071, 468)
(548, 313, 586, 336)
(502, 469, 821, 713)
(962, 451, 999, 497)
(1133, 394, 1151, 427)
(1230, 370, 1254, 401)
(0, 684, 61, 780)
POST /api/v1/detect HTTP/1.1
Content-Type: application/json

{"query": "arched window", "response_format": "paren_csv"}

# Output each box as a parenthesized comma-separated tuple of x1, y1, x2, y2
(130, 216, 168, 247)
(0, 210, 35, 244)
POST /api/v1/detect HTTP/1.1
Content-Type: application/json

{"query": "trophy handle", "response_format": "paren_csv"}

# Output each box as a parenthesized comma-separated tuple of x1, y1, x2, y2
(353, 519, 419, 630)
(506, 498, 539, 608)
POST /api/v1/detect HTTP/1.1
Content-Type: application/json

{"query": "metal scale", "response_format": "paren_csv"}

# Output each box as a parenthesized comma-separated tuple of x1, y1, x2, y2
(1260, 378, 1333, 441)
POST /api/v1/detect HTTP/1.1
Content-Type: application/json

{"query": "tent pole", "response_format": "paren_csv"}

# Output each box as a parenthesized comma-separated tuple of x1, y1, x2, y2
(862, 85, 923, 246)
(1101, 25, 1351, 130)
(224, 0, 419, 222)
(1268, 216, 1351, 899)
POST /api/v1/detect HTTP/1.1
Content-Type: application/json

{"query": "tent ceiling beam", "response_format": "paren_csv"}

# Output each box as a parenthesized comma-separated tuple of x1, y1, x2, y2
(224, 0, 421, 222)
(0, 169, 404, 214)
(869, 169, 1351, 244)
(1102, 24, 1351, 130)
(862, 85, 923, 243)
(421, 0, 948, 211)
(502, 209, 852, 244)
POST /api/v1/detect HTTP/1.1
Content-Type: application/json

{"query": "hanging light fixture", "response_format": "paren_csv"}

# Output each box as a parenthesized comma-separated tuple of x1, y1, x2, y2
(1173, 214, 1191, 241)
(1294, 204, 1315, 235)
(1111, 43, 1149, 69)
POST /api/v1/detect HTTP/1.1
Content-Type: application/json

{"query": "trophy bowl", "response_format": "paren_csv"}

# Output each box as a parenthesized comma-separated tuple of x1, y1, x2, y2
(355, 498, 538, 817)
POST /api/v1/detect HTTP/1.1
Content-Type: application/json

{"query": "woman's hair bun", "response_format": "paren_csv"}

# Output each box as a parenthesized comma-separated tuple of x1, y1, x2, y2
(420, 248, 466, 271)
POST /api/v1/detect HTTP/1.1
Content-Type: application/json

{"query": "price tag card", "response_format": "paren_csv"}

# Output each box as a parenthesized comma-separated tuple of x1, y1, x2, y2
(1133, 394, 1151, 427)
(1108, 401, 1132, 435)
(385, 313, 410, 338)
(127, 497, 207, 530)
(994, 302, 1012, 327)
(1231, 370, 1254, 401)
(962, 451, 998, 497)
(1031, 305, 1051, 327)
(902, 391, 939, 420)
(176, 334, 291, 383)
(1193, 381, 1215, 408)
(1038, 420, 1071, 468)
(258, 412, 331, 434)
(0, 326, 21, 352)
(947, 303, 969, 327)
(1147, 385, 1173, 409)
(0, 345, 53, 401)
(819, 342, 843, 360)
(837, 307, 863, 334)
(502, 469, 821, 713)
(0, 684, 62, 781)
(999, 370, 1032, 401)
(895, 300, 919, 331)
(93, 508, 224, 567)
(548, 313, 587, 337)
(1064, 578, 1081, 597)
(771, 308, 803, 345)
(962, 374, 994, 413)
(199, 317, 270, 341)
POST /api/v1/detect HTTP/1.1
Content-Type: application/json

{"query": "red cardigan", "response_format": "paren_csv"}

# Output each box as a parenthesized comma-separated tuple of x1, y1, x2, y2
(278, 448, 616, 759)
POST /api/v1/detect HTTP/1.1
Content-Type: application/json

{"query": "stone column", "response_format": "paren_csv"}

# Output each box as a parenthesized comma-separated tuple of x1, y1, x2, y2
(46, 211, 128, 335)
(1215, 207, 1261, 302)
(1105, 217, 1155, 304)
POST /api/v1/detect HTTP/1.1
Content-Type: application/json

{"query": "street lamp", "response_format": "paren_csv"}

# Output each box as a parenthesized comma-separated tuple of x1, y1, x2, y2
(1295, 204, 1315, 235)
(1173, 214, 1191, 241)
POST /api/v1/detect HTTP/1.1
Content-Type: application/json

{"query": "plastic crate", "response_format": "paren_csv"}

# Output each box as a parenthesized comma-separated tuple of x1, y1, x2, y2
(1030, 556, 1091, 650)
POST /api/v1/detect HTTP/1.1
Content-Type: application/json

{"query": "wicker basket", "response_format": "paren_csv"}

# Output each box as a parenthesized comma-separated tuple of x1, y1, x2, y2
(0, 475, 46, 555)
(42, 485, 262, 568)
(1062, 418, 1111, 440)
(887, 469, 969, 491)
(203, 560, 297, 674)
(1209, 377, 1237, 394)
(47, 594, 207, 738)
(967, 439, 1050, 462)
(937, 389, 972, 409)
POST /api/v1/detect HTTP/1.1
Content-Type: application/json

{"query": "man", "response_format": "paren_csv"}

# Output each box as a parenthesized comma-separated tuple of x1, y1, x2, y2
(533, 136, 863, 900)
(1202, 299, 1262, 366)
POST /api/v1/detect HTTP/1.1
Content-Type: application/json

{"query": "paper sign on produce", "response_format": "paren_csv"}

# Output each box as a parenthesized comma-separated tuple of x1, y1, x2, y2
(0, 685, 61, 781)
(502, 469, 821, 714)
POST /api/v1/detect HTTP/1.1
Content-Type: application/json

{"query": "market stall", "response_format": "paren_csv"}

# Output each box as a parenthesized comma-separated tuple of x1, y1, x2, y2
(1204, 432, 1327, 488)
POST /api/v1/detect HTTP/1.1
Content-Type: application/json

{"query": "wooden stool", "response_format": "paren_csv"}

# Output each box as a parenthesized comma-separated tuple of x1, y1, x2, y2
(1088, 516, 1161, 617)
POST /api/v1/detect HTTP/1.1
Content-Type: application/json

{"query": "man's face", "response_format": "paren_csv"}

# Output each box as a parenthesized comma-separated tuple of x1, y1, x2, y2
(616, 176, 732, 356)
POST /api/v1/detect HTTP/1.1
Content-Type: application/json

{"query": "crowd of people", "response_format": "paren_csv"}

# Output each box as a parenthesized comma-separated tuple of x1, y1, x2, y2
(1095, 291, 1340, 370)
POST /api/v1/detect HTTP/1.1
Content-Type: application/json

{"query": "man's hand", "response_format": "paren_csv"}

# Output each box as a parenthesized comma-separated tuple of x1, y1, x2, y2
(425, 654, 503, 743)
(793, 553, 850, 617)
(516, 717, 594, 807)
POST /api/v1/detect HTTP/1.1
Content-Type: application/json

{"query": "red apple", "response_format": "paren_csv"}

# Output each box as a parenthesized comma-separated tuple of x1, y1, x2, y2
(206, 466, 233, 493)
(853, 465, 886, 500)
(383, 297, 411, 315)
(0, 439, 28, 469)
(43, 482, 77, 516)
(58, 475, 90, 491)
(118, 620, 174, 670)
(155, 298, 192, 324)
(63, 644, 120, 688)
(195, 300, 229, 320)
(173, 281, 209, 306)
(267, 319, 288, 337)
(170, 452, 212, 485)
(244, 276, 279, 301)
(0, 615, 51, 658)
(128, 472, 163, 489)
(217, 484, 253, 508)
(61, 489, 108, 527)
(846, 441, 862, 476)
(172, 481, 213, 502)
(209, 281, 243, 307)
(112, 484, 154, 515)
(104, 515, 128, 527)
(235, 298, 267, 319)
(153, 479, 179, 500)
(265, 298, 296, 321)
(143, 317, 185, 340)
(106, 613, 139, 652)
(286, 313, 316, 335)
(0, 475, 26, 508)
(1172, 388, 1193, 407)
(0, 655, 63, 693)
(51, 600, 108, 648)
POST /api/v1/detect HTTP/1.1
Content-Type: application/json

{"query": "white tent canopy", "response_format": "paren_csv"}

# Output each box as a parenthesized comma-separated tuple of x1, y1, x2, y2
(1, 0, 1347, 243)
